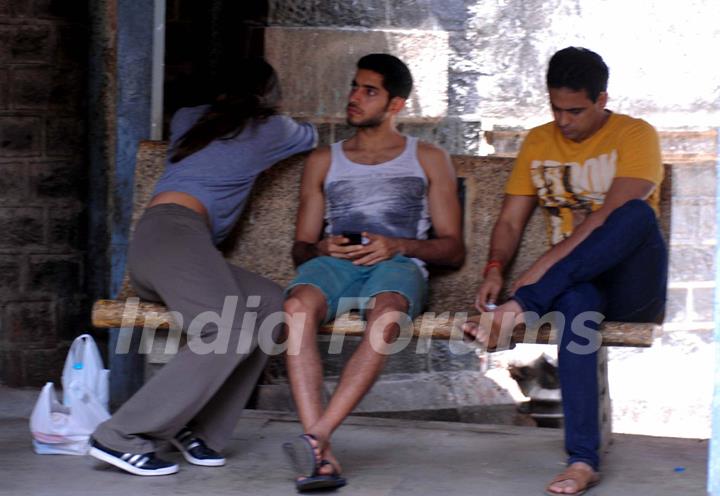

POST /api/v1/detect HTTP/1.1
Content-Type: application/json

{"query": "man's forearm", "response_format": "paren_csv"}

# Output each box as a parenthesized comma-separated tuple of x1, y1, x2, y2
(399, 236, 465, 268)
(486, 220, 524, 269)
(291, 241, 320, 267)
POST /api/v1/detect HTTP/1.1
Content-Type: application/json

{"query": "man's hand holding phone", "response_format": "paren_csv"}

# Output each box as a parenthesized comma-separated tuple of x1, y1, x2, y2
(341, 231, 364, 246)
(349, 232, 402, 266)
(318, 231, 400, 265)
(316, 232, 364, 259)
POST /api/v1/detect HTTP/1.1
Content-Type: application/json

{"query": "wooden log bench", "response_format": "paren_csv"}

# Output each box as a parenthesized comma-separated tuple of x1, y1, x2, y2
(93, 298, 657, 346)
(91, 140, 670, 443)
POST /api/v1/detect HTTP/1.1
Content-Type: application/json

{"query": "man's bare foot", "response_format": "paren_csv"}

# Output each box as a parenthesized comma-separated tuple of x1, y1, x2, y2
(319, 445, 342, 476)
(462, 300, 524, 350)
(283, 431, 347, 491)
(545, 462, 600, 495)
(304, 433, 342, 476)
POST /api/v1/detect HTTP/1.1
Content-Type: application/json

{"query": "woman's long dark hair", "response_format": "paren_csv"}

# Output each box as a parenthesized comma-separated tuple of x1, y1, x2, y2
(170, 58, 282, 163)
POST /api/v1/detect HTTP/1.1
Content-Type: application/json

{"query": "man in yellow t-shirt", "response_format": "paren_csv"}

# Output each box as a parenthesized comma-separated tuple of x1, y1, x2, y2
(464, 47, 667, 495)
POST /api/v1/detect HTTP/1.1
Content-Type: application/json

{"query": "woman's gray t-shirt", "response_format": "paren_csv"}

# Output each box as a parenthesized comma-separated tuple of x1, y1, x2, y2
(153, 105, 317, 244)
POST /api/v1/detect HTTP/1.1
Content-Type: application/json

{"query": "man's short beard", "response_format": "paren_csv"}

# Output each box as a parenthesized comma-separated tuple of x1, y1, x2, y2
(347, 114, 384, 128)
(346, 100, 391, 129)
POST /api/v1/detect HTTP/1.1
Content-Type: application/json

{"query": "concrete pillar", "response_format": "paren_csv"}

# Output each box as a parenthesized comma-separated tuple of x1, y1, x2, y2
(112, 0, 156, 296)
(88, 0, 161, 408)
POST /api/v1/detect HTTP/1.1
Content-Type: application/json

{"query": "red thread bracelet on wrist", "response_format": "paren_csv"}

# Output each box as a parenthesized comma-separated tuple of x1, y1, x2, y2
(483, 260, 503, 278)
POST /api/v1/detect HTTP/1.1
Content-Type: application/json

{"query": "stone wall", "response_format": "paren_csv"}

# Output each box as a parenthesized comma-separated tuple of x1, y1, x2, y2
(267, 0, 719, 144)
(266, 0, 482, 153)
(0, 1, 89, 386)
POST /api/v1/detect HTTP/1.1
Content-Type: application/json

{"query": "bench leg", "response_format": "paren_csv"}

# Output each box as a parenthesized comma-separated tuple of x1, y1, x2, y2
(108, 327, 145, 411)
(598, 347, 613, 455)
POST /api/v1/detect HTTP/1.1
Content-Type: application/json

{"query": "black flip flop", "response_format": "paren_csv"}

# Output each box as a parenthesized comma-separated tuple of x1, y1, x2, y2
(283, 434, 321, 480)
(296, 460, 347, 492)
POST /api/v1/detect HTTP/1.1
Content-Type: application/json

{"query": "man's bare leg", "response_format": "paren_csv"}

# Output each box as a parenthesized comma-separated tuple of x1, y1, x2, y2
(284, 285, 329, 472)
(307, 292, 409, 473)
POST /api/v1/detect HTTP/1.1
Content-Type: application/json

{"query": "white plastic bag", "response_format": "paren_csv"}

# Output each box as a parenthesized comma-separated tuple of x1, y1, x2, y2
(61, 334, 110, 410)
(29, 382, 110, 455)
(30, 334, 111, 455)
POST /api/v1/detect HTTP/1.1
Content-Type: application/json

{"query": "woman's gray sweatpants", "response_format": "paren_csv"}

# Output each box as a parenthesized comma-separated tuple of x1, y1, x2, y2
(93, 204, 284, 453)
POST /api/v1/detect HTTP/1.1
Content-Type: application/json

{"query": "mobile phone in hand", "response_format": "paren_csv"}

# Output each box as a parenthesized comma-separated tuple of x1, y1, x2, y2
(341, 231, 363, 245)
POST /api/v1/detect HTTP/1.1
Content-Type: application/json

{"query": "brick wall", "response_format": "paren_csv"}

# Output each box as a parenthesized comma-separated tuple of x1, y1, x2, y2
(662, 133, 717, 331)
(0, 1, 89, 386)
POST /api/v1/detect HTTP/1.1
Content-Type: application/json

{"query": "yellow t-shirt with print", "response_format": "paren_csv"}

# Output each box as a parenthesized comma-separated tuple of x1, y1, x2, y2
(505, 112, 663, 245)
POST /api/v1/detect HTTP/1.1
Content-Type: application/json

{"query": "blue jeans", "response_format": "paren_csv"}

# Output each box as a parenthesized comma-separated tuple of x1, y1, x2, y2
(513, 200, 668, 471)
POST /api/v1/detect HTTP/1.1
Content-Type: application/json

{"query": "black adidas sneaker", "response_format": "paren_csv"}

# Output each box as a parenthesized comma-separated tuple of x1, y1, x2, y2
(171, 427, 226, 467)
(88, 438, 179, 476)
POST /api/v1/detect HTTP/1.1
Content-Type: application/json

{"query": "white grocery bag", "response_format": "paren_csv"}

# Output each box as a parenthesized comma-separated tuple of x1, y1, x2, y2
(61, 334, 110, 410)
(29, 382, 110, 455)
(29, 334, 111, 455)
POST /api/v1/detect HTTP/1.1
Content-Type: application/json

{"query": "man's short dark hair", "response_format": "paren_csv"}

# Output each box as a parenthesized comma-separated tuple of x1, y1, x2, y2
(546, 47, 609, 102)
(357, 53, 413, 100)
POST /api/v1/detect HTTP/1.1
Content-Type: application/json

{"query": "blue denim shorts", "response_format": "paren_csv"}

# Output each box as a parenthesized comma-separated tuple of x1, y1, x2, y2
(286, 255, 428, 323)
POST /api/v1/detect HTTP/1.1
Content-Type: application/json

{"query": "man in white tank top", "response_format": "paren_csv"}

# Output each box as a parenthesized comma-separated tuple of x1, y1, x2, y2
(281, 54, 465, 491)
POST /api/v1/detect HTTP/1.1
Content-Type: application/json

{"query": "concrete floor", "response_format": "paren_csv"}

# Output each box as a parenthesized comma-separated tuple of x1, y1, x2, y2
(0, 387, 708, 496)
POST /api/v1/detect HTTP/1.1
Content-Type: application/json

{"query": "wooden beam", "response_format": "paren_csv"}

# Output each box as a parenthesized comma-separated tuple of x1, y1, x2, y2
(92, 299, 658, 347)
